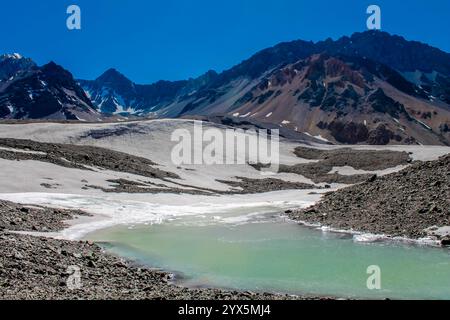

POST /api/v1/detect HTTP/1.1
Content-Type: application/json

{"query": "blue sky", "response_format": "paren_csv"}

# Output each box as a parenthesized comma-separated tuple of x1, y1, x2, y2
(1, 0, 449, 83)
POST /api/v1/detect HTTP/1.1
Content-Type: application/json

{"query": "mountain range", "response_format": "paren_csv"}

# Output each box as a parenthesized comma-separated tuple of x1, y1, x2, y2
(0, 54, 100, 121)
(1, 30, 450, 145)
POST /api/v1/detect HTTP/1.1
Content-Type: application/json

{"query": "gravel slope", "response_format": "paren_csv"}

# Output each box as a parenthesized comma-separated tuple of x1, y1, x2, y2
(288, 154, 450, 242)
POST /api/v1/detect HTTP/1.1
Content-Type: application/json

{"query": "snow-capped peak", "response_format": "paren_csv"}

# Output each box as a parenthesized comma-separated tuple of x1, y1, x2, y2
(1, 53, 23, 60)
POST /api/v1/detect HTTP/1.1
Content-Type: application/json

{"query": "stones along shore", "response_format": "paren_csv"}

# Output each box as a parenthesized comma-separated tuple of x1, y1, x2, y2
(0, 200, 327, 300)
(288, 153, 450, 243)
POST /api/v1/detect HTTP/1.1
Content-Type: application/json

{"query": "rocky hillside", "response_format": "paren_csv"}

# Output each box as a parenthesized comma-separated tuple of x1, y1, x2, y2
(169, 31, 450, 145)
(78, 31, 450, 125)
(225, 54, 450, 145)
(0, 59, 100, 121)
(288, 153, 450, 242)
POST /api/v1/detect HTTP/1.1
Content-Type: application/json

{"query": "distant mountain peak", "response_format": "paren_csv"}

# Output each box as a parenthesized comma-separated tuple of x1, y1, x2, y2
(0, 53, 36, 82)
(41, 61, 69, 74)
(0, 60, 99, 121)
(96, 68, 131, 84)
(203, 69, 218, 77)
(0, 53, 24, 60)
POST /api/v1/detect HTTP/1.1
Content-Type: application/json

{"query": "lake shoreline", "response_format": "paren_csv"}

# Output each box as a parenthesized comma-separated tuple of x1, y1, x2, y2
(288, 153, 450, 246)
(0, 199, 332, 300)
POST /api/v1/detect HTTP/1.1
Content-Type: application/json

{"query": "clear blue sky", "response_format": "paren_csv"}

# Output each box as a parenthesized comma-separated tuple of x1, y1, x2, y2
(1, 0, 449, 83)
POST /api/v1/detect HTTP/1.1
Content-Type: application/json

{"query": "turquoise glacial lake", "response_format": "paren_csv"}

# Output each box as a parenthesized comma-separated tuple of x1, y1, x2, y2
(87, 210, 450, 300)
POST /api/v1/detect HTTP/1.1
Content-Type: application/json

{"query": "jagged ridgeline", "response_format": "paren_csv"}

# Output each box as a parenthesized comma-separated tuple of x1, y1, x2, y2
(1, 31, 450, 145)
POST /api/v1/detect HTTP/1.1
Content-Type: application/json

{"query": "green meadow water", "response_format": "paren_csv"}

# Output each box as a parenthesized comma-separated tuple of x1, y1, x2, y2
(87, 212, 450, 300)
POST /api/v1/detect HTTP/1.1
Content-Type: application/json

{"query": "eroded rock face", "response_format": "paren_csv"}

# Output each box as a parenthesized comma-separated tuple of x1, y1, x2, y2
(325, 121, 369, 144)
(440, 123, 449, 133)
(368, 88, 408, 119)
(367, 124, 402, 145)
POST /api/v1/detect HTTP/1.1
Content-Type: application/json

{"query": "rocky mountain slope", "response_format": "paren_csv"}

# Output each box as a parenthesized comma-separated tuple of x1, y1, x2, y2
(0, 58, 100, 121)
(169, 31, 450, 145)
(79, 31, 450, 145)
(225, 53, 450, 145)
(1, 31, 450, 144)
(288, 153, 450, 242)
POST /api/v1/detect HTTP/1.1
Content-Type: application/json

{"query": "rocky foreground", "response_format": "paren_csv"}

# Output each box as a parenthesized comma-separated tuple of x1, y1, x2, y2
(0, 200, 326, 300)
(289, 153, 450, 243)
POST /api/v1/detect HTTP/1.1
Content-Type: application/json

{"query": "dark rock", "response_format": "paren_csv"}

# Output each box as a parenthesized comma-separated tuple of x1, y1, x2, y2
(367, 125, 399, 145)
(441, 237, 450, 246)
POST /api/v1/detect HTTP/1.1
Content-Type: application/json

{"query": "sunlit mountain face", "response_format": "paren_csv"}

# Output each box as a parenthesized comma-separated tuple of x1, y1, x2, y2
(1, 31, 450, 144)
